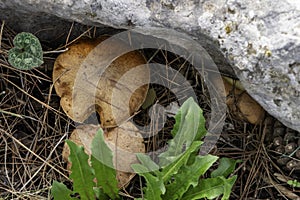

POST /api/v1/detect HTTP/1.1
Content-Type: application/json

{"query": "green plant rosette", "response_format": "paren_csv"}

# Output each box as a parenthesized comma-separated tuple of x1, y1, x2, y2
(8, 32, 43, 70)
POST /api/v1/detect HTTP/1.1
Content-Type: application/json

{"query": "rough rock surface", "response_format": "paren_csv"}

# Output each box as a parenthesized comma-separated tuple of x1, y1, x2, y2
(0, 0, 299, 131)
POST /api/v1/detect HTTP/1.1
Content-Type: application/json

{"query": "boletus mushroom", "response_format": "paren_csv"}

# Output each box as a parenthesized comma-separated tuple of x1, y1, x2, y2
(53, 36, 149, 188)
(53, 36, 149, 127)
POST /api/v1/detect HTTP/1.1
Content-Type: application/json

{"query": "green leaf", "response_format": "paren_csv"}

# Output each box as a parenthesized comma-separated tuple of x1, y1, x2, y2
(181, 175, 237, 200)
(161, 141, 202, 182)
(163, 154, 218, 200)
(93, 187, 109, 200)
(66, 140, 95, 200)
(287, 179, 300, 187)
(91, 129, 119, 199)
(171, 97, 206, 140)
(135, 153, 160, 172)
(131, 97, 238, 200)
(131, 164, 165, 200)
(8, 32, 43, 70)
(159, 97, 206, 166)
(221, 176, 237, 200)
(51, 181, 75, 200)
(211, 158, 241, 178)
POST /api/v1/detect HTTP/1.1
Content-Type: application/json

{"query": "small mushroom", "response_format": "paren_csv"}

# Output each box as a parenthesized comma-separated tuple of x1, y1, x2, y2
(285, 142, 297, 154)
(222, 77, 265, 125)
(275, 145, 285, 154)
(273, 136, 283, 147)
(286, 160, 300, 171)
(53, 37, 149, 127)
(62, 123, 145, 188)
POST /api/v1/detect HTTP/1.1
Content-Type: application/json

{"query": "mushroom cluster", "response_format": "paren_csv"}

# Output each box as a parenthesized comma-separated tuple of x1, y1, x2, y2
(53, 36, 149, 187)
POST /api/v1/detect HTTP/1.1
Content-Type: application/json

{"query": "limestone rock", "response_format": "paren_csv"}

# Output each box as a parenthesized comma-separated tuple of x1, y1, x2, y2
(0, 0, 299, 130)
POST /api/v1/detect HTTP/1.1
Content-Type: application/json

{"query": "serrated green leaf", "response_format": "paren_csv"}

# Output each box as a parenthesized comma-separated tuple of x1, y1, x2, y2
(159, 97, 206, 166)
(91, 129, 119, 199)
(211, 158, 241, 178)
(181, 175, 237, 200)
(67, 140, 95, 200)
(163, 154, 218, 200)
(8, 32, 43, 70)
(161, 141, 202, 182)
(51, 181, 75, 200)
(131, 164, 165, 200)
(131, 98, 238, 200)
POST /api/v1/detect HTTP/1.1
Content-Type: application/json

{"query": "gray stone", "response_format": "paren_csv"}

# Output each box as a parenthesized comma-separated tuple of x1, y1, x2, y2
(0, 0, 299, 131)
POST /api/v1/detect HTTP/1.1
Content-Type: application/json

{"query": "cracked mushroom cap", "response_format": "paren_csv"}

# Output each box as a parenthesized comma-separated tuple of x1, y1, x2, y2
(62, 122, 145, 188)
(53, 37, 149, 127)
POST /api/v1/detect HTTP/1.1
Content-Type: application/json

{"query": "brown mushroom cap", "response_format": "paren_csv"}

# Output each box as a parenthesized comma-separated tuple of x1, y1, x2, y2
(53, 37, 149, 127)
(222, 77, 265, 124)
(62, 122, 145, 188)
